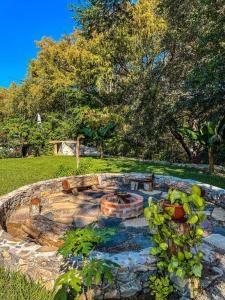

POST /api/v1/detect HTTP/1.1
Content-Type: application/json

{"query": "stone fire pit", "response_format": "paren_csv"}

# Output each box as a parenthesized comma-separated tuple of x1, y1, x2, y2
(100, 192, 143, 219)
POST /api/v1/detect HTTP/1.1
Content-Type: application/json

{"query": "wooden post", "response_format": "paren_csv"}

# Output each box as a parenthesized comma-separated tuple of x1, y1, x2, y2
(76, 135, 84, 170)
(53, 143, 58, 155)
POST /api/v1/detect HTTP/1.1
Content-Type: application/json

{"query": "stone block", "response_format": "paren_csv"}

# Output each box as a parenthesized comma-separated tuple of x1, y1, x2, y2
(204, 234, 225, 251)
(212, 207, 225, 221)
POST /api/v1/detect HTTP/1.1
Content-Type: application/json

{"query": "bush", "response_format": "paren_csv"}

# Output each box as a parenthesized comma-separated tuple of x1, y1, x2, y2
(0, 146, 21, 159)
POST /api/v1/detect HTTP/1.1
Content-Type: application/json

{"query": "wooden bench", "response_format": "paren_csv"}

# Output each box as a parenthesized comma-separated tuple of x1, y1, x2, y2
(130, 175, 154, 191)
(62, 175, 99, 195)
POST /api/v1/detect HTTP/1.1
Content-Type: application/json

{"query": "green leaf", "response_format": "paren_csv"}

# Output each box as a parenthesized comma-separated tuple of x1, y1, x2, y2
(157, 261, 167, 270)
(154, 214, 165, 225)
(171, 257, 179, 268)
(164, 207, 175, 217)
(181, 192, 189, 203)
(151, 247, 161, 255)
(178, 251, 185, 261)
(144, 207, 151, 220)
(152, 233, 162, 244)
(176, 268, 185, 278)
(192, 264, 203, 278)
(197, 213, 206, 224)
(192, 185, 202, 196)
(183, 202, 191, 215)
(187, 215, 198, 224)
(177, 127, 200, 142)
(184, 251, 193, 259)
(170, 190, 183, 203)
(196, 228, 204, 236)
(168, 263, 174, 273)
(159, 243, 168, 250)
(191, 194, 205, 208)
(196, 251, 204, 259)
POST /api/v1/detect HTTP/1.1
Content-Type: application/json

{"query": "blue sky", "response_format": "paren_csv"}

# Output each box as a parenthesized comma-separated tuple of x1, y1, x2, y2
(0, 0, 81, 88)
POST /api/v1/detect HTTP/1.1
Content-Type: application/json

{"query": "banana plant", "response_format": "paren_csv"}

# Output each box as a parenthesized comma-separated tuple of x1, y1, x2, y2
(82, 121, 115, 159)
(177, 116, 225, 173)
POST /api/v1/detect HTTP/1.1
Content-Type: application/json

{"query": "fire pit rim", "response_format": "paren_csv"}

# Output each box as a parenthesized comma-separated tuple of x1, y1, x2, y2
(100, 192, 143, 209)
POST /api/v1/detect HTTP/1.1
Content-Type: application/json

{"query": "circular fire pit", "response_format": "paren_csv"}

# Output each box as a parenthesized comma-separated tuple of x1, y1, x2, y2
(100, 192, 144, 219)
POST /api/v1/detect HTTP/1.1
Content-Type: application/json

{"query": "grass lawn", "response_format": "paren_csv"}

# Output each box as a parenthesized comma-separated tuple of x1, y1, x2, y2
(0, 268, 54, 300)
(0, 156, 225, 196)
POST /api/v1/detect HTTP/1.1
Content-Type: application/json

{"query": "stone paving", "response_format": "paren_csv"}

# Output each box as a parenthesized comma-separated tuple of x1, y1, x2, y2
(1, 173, 225, 299)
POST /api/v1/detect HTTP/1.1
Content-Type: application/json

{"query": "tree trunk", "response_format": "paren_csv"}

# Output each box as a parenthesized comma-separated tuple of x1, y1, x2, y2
(76, 136, 81, 169)
(208, 148, 214, 173)
(99, 142, 104, 159)
(76, 135, 84, 169)
(170, 129, 193, 162)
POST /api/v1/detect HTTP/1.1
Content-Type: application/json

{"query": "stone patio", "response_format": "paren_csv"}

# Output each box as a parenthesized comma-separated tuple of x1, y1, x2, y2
(1, 173, 225, 299)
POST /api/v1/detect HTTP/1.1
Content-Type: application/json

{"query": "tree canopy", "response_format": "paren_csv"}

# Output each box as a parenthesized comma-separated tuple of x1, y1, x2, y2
(0, 0, 224, 163)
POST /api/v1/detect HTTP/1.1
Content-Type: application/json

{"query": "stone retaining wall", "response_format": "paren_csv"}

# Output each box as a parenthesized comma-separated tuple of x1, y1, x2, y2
(0, 173, 225, 297)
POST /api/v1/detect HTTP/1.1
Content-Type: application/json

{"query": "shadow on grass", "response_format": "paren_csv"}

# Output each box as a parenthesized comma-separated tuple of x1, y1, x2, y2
(99, 158, 225, 189)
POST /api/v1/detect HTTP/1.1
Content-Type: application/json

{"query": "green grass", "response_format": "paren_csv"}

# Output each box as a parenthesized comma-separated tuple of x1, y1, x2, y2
(0, 268, 54, 300)
(0, 156, 225, 196)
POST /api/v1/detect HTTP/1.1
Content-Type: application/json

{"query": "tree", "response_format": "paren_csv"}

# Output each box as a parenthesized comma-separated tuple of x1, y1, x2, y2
(83, 121, 116, 159)
(178, 116, 225, 173)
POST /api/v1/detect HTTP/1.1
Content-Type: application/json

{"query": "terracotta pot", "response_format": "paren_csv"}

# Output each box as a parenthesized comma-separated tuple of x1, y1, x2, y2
(162, 201, 185, 220)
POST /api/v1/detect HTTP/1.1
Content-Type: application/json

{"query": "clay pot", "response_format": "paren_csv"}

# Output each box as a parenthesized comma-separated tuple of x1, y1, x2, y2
(162, 201, 185, 220)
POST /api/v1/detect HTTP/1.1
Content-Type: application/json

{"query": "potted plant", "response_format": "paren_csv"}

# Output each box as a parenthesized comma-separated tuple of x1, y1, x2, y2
(163, 185, 205, 221)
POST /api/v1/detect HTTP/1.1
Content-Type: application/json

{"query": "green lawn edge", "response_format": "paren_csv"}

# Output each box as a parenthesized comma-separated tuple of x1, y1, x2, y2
(0, 156, 225, 196)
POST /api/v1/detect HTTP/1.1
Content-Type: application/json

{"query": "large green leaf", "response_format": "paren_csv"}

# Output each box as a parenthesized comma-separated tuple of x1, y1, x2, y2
(207, 122, 216, 135)
(177, 127, 200, 142)
(192, 264, 203, 277)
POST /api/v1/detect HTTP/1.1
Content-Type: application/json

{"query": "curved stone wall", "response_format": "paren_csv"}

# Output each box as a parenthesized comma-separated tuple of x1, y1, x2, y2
(0, 173, 225, 296)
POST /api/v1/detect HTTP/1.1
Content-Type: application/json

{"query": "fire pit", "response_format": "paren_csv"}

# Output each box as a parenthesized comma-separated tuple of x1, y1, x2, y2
(100, 192, 144, 219)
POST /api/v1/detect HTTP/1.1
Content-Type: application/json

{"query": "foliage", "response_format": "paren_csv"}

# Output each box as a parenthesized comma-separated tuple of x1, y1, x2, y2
(0, 0, 225, 163)
(149, 275, 173, 300)
(178, 116, 225, 172)
(166, 185, 205, 209)
(59, 225, 117, 258)
(55, 225, 118, 300)
(144, 185, 206, 298)
(83, 121, 116, 158)
(0, 267, 55, 300)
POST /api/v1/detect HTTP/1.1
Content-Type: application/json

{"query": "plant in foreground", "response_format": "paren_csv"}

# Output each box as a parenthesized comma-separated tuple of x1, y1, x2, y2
(54, 225, 118, 300)
(145, 185, 206, 299)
